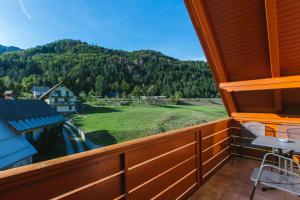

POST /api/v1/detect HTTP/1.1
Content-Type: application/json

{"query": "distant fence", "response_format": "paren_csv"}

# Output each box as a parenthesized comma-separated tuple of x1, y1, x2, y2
(89, 97, 223, 106)
(181, 98, 223, 105)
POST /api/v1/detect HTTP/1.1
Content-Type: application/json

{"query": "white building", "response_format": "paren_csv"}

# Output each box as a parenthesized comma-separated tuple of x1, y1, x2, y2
(40, 83, 77, 113)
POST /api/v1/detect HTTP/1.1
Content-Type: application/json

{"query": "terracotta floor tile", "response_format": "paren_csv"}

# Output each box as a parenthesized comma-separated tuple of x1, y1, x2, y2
(284, 193, 300, 200)
(220, 191, 250, 200)
(189, 188, 222, 200)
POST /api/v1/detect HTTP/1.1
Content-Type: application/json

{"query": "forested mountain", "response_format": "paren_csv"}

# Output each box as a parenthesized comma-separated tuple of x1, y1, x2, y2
(0, 44, 21, 54)
(0, 39, 218, 98)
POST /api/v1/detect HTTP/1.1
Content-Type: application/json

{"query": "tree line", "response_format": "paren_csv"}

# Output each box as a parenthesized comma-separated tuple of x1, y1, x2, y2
(0, 39, 219, 98)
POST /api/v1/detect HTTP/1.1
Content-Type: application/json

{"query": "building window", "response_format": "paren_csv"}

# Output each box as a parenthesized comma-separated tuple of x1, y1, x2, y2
(66, 91, 69, 97)
(55, 90, 61, 97)
(55, 97, 58, 102)
(69, 105, 72, 110)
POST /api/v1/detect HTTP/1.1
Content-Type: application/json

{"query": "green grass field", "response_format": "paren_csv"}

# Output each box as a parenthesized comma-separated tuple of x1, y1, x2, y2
(73, 104, 227, 146)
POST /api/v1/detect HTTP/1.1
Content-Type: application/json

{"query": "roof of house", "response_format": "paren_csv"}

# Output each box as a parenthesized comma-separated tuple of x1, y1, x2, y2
(39, 82, 63, 100)
(4, 90, 13, 94)
(31, 86, 50, 93)
(0, 99, 64, 132)
(0, 120, 37, 169)
(185, 0, 300, 117)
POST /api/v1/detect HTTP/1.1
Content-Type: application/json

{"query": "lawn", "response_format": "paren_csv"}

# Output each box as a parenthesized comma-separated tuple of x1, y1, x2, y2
(72, 104, 227, 146)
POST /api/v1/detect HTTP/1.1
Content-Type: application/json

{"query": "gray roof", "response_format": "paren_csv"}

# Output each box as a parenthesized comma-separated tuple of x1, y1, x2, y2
(31, 86, 50, 93)
(0, 99, 59, 121)
(39, 82, 63, 100)
(0, 99, 64, 131)
(0, 120, 37, 169)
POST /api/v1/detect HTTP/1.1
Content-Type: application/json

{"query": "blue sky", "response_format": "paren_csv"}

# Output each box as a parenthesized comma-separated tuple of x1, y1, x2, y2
(0, 0, 205, 61)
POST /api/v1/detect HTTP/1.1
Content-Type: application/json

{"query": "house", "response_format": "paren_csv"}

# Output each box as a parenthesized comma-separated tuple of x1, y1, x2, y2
(4, 90, 15, 100)
(31, 86, 50, 98)
(40, 83, 77, 113)
(0, 99, 65, 142)
(0, 99, 64, 170)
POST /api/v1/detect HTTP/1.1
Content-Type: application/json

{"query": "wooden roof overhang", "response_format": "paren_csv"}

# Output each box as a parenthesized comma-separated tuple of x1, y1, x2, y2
(185, 0, 300, 123)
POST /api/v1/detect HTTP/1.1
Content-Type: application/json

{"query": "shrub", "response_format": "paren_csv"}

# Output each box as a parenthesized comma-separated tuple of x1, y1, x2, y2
(170, 91, 183, 104)
(33, 124, 63, 153)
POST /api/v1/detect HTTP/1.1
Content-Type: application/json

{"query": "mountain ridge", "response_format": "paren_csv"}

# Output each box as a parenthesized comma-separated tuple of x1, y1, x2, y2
(0, 44, 22, 54)
(0, 39, 218, 98)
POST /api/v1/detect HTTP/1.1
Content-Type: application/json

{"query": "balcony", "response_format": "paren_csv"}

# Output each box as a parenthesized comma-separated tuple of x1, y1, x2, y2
(50, 101, 76, 106)
(0, 118, 298, 199)
(51, 95, 74, 98)
(1, 0, 300, 198)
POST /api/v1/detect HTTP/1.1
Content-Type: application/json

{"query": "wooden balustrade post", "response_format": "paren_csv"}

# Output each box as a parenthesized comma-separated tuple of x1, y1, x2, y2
(121, 153, 129, 200)
(196, 129, 201, 187)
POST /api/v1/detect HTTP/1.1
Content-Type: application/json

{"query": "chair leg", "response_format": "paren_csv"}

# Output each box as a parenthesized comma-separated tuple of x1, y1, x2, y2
(250, 184, 257, 200)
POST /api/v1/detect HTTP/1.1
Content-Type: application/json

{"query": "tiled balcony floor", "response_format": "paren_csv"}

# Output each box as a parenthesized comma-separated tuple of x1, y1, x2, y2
(189, 157, 299, 200)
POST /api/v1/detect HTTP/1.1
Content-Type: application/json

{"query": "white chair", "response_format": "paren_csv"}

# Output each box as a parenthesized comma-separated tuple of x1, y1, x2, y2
(278, 124, 300, 159)
(233, 122, 266, 162)
(250, 153, 300, 199)
(278, 124, 300, 140)
(242, 122, 265, 137)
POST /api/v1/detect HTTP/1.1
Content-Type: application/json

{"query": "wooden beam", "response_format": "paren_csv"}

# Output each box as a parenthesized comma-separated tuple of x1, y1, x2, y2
(265, 0, 281, 113)
(185, 0, 237, 114)
(220, 75, 300, 92)
(232, 112, 300, 124)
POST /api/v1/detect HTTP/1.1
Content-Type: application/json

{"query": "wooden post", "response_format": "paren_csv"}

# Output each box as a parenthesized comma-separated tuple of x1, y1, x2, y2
(121, 153, 129, 200)
(264, 0, 281, 113)
(196, 129, 201, 187)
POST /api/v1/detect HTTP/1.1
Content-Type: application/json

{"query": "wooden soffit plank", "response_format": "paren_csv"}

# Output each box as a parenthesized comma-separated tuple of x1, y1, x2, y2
(232, 112, 300, 124)
(220, 75, 300, 92)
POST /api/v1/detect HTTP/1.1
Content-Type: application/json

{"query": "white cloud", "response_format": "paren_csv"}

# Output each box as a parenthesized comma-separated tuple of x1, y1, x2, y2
(18, 0, 32, 20)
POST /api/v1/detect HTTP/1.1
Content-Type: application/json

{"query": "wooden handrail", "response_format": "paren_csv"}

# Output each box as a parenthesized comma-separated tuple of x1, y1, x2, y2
(220, 75, 300, 92)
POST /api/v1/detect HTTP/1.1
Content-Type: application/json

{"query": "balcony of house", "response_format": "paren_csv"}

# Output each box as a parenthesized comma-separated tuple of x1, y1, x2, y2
(50, 95, 74, 98)
(50, 98, 76, 105)
(50, 101, 77, 106)
(0, 117, 299, 199)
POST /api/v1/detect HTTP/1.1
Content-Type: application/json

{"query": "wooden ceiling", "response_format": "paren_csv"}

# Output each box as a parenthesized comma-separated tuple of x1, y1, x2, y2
(185, 0, 300, 122)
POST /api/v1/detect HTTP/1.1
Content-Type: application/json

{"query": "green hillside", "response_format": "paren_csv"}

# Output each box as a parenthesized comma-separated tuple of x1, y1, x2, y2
(0, 39, 217, 98)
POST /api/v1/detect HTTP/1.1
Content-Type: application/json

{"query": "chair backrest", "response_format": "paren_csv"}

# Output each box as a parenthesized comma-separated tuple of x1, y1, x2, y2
(278, 124, 300, 140)
(242, 122, 265, 137)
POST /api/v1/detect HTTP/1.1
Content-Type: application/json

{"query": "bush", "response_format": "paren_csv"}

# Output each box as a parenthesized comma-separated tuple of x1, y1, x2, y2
(170, 91, 183, 104)
(33, 124, 63, 153)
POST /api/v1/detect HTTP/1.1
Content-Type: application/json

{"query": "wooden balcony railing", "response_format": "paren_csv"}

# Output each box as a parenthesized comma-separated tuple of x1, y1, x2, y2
(0, 118, 232, 200)
(1, 116, 291, 199)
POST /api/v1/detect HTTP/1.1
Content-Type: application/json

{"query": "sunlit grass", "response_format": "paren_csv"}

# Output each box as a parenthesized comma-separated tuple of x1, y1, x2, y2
(73, 103, 227, 146)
